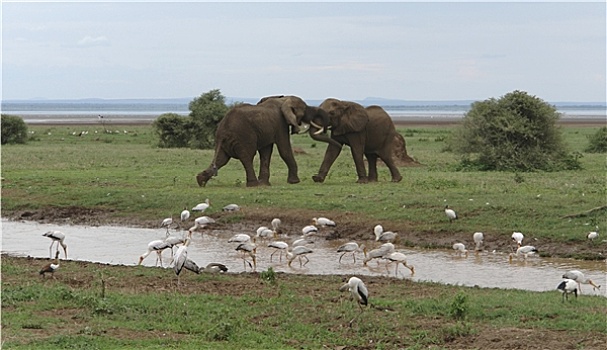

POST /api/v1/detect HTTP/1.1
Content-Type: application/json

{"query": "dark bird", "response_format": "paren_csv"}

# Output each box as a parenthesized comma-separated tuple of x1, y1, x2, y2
(200, 263, 229, 273)
(42, 230, 68, 259)
(40, 251, 61, 278)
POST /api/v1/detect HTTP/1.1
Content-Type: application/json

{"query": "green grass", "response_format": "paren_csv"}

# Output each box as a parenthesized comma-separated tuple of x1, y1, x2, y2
(2, 124, 605, 245)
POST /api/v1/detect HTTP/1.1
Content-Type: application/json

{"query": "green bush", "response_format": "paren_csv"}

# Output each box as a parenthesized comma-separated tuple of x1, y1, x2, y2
(152, 89, 229, 149)
(1, 114, 28, 145)
(448, 90, 580, 171)
(584, 126, 607, 153)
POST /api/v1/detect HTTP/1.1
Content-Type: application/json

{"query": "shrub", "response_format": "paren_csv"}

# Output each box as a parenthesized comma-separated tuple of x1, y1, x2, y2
(1, 114, 28, 145)
(152, 113, 191, 148)
(584, 126, 607, 153)
(448, 90, 580, 171)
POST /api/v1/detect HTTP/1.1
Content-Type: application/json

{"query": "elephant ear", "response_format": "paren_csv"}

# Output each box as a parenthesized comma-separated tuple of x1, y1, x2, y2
(280, 96, 305, 127)
(331, 102, 369, 136)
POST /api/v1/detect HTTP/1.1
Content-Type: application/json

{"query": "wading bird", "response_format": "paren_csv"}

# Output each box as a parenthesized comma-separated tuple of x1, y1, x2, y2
(271, 218, 282, 235)
(235, 242, 257, 271)
(339, 276, 369, 326)
(268, 241, 289, 262)
(511, 232, 524, 248)
(192, 198, 210, 212)
(337, 241, 366, 263)
(139, 239, 172, 266)
(172, 237, 191, 286)
(373, 225, 397, 243)
(292, 236, 314, 247)
(452, 243, 469, 257)
(42, 230, 68, 259)
(164, 235, 187, 256)
(557, 279, 578, 302)
(180, 208, 190, 223)
(255, 226, 275, 241)
(313, 217, 336, 227)
(228, 233, 252, 244)
(444, 205, 458, 222)
(183, 258, 200, 274)
(509, 245, 538, 262)
(562, 270, 601, 293)
(160, 217, 173, 235)
(192, 216, 215, 231)
(200, 263, 229, 273)
(363, 243, 395, 266)
(287, 246, 313, 267)
(222, 203, 240, 212)
(473, 232, 484, 252)
(40, 251, 61, 278)
(385, 251, 415, 276)
(302, 225, 318, 235)
(587, 231, 599, 241)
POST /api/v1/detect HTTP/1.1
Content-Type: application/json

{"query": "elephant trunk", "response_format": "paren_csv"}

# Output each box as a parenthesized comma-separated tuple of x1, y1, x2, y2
(308, 124, 342, 149)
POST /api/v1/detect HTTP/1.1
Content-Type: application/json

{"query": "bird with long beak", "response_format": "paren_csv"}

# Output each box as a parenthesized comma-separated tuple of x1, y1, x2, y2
(287, 245, 313, 267)
(557, 279, 578, 302)
(473, 232, 484, 253)
(452, 243, 469, 257)
(511, 232, 524, 249)
(339, 276, 369, 327)
(385, 251, 415, 276)
(444, 205, 457, 222)
(42, 230, 68, 259)
(509, 245, 537, 262)
(337, 241, 366, 264)
(562, 270, 601, 293)
(235, 242, 257, 271)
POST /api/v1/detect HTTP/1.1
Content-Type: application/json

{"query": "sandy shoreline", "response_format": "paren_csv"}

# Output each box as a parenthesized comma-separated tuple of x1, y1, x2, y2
(13, 113, 606, 127)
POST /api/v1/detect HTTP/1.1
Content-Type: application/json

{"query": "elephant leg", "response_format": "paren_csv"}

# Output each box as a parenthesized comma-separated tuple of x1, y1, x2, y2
(313, 143, 343, 183)
(378, 150, 402, 182)
(366, 153, 379, 182)
(350, 142, 368, 184)
(238, 153, 259, 187)
(258, 145, 273, 186)
(196, 151, 231, 187)
(275, 138, 300, 184)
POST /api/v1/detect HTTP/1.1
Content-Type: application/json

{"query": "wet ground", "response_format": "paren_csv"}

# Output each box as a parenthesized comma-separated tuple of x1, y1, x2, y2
(3, 219, 605, 297)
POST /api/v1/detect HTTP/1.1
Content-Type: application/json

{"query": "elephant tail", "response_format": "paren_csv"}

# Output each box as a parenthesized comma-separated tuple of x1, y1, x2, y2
(210, 139, 222, 176)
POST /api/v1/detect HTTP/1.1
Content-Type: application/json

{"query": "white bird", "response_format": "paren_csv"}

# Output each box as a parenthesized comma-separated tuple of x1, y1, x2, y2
(287, 246, 313, 267)
(180, 208, 190, 223)
(193, 215, 215, 229)
(473, 232, 484, 252)
(164, 235, 187, 256)
(509, 245, 538, 262)
(200, 263, 229, 273)
(302, 225, 318, 235)
(511, 232, 524, 248)
(271, 218, 282, 235)
(452, 243, 469, 257)
(587, 231, 599, 241)
(313, 217, 336, 227)
(138, 239, 171, 266)
(160, 217, 173, 235)
(39, 251, 61, 278)
(172, 238, 191, 286)
(222, 204, 240, 212)
(562, 270, 601, 293)
(385, 251, 415, 276)
(228, 233, 252, 244)
(337, 242, 367, 263)
(363, 243, 395, 266)
(292, 236, 315, 247)
(268, 241, 289, 262)
(339, 276, 369, 326)
(373, 225, 398, 243)
(557, 279, 578, 302)
(444, 205, 457, 222)
(42, 230, 68, 259)
(256, 226, 275, 240)
(192, 198, 210, 212)
(235, 242, 257, 271)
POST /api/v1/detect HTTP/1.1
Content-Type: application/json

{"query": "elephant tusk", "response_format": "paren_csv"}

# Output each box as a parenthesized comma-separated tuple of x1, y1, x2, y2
(313, 127, 325, 135)
(310, 121, 323, 130)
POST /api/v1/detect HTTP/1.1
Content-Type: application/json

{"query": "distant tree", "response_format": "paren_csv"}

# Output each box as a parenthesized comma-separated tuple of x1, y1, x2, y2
(584, 126, 607, 153)
(1, 114, 28, 145)
(188, 89, 230, 149)
(448, 90, 580, 171)
(152, 89, 230, 149)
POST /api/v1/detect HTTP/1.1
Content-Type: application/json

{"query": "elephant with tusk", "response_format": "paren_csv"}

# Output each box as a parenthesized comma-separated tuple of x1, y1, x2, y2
(196, 95, 336, 187)
(307, 98, 403, 184)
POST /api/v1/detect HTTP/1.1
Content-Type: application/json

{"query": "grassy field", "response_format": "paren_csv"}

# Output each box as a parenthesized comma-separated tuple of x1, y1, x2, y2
(1, 123, 606, 349)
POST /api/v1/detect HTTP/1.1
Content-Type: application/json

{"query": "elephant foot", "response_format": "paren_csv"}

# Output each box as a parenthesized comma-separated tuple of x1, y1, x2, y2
(258, 180, 272, 186)
(312, 175, 325, 183)
(196, 172, 209, 187)
(246, 180, 260, 187)
(287, 177, 300, 184)
(368, 178, 378, 183)
(392, 175, 403, 183)
(356, 177, 369, 184)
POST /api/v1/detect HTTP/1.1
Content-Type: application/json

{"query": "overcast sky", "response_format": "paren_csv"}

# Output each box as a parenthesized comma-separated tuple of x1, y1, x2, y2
(2, 1, 605, 102)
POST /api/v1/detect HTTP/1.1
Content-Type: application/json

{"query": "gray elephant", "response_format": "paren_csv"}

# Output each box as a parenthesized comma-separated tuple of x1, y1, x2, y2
(196, 95, 334, 187)
(307, 98, 403, 184)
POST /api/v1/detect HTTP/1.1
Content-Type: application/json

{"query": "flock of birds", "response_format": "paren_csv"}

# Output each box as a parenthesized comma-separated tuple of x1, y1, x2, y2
(37, 201, 601, 304)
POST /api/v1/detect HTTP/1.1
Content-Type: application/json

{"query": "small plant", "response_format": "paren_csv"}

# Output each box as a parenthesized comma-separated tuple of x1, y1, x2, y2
(260, 267, 277, 285)
(449, 291, 468, 320)
(584, 127, 607, 153)
(1, 114, 28, 144)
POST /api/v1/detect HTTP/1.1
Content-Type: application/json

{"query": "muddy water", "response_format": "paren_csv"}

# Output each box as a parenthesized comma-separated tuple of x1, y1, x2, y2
(2, 219, 605, 296)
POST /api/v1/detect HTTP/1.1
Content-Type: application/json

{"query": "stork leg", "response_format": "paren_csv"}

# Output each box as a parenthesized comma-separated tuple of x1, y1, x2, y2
(339, 252, 346, 264)
(352, 252, 356, 263)
(303, 255, 310, 266)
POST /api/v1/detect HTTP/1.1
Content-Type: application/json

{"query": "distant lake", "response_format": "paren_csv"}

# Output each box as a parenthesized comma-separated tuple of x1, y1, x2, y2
(2, 100, 605, 124)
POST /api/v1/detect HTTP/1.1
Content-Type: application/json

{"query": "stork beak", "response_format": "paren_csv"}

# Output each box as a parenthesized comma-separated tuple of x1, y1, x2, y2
(410, 266, 415, 275)
(508, 254, 513, 263)
(138, 256, 144, 265)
